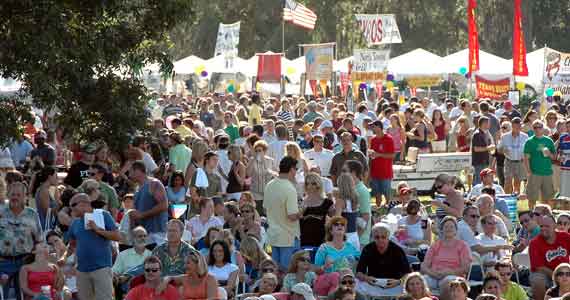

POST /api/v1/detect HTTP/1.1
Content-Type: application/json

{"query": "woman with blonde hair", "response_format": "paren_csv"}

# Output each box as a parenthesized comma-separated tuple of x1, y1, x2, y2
(285, 142, 310, 197)
(184, 139, 209, 185)
(406, 108, 431, 153)
(239, 202, 266, 245)
(335, 173, 360, 249)
(300, 172, 334, 247)
(239, 236, 271, 286)
(161, 249, 219, 299)
(403, 272, 434, 300)
(282, 250, 316, 292)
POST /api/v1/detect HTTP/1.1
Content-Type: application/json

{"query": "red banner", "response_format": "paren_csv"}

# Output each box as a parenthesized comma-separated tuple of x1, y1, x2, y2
(257, 53, 282, 83)
(513, 0, 528, 76)
(475, 76, 510, 100)
(468, 0, 480, 74)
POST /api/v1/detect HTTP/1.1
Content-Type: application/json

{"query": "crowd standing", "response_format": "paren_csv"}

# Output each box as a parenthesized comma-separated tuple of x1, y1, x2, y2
(2, 91, 570, 300)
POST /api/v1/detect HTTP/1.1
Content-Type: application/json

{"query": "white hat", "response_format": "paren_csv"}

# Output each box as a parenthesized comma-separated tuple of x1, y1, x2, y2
(259, 295, 277, 300)
(291, 283, 316, 300)
(319, 120, 333, 130)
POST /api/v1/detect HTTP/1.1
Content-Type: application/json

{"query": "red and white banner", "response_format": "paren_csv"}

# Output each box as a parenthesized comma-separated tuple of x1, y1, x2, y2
(468, 0, 480, 74)
(475, 75, 510, 100)
(256, 53, 282, 83)
(355, 14, 402, 45)
(512, 0, 528, 76)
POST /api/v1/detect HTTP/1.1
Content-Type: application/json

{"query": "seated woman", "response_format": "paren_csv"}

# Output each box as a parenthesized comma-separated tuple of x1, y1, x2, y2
(239, 201, 266, 246)
(396, 199, 432, 249)
(282, 250, 316, 292)
(19, 242, 71, 300)
(199, 227, 222, 256)
(166, 170, 187, 204)
(240, 236, 271, 288)
(314, 216, 360, 274)
(449, 278, 470, 300)
(162, 250, 219, 300)
(421, 216, 471, 300)
(403, 272, 437, 300)
(207, 240, 239, 297)
(236, 272, 280, 298)
(355, 223, 411, 297)
(545, 263, 570, 300)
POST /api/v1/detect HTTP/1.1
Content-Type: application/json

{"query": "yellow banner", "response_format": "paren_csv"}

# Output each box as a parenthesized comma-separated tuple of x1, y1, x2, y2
(351, 72, 386, 81)
(405, 75, 442, 88)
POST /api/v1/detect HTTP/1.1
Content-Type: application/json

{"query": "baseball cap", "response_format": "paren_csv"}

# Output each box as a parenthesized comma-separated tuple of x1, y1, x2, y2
(81, 143, 97, 154)
(479, 168, 495, 178)
(504, 101, 513, 109)
(399, 187, 413, 196)
(291, 283, 315, 300)
(319, 120, 333, 130)
(371, 120, 383, 127)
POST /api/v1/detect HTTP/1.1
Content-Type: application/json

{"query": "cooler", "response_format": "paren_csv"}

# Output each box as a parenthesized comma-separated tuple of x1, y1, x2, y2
(496, 194, 518, 225)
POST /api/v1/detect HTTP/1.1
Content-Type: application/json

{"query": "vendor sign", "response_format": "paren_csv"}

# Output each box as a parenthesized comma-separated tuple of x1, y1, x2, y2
(303, 43, 334, 81)
(405, 75, 442, 88)
(475, 75, 510, 100)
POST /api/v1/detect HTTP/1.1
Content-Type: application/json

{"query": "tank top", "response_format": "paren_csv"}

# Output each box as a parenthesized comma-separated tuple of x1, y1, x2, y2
(27, 268, 57, 298)
(410, 124, 429, 149)
(181, 275, 211, 300)
(434, 121, 446, 141)
(226, 162, 244, 193)
(134, 179, 168, 234)
(35, 189, 57, 231)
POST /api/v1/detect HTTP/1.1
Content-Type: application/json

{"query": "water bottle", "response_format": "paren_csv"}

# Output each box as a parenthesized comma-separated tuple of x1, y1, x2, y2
(40, 285, 52, 300)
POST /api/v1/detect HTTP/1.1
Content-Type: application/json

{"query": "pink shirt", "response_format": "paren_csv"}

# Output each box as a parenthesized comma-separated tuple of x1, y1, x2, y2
(424, 239, 472, 274)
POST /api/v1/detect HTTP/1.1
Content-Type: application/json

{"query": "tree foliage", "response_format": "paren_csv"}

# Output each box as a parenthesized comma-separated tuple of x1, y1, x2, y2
(0, 0, 194, 150)
(169, 0, 569, 60)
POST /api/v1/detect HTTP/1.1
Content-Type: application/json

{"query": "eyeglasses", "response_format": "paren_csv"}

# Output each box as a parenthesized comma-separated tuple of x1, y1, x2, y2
(469, 214, 480, 219)
(434, 183, 444, 190)
(262, 268, 275, 273)
(341, 280, 355, 285)
(557, 271, 570, 277)
(533, 125, 543, 129)
(144, 268, 160, 273)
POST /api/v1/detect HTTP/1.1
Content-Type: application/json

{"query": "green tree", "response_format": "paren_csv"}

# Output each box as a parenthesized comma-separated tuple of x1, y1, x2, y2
(0, 0, 194, 150)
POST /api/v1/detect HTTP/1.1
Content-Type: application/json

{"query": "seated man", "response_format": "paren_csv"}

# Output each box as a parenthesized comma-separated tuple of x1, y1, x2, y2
(476, 195, 509, 240)
(125, 255, 179, 300)
(151, 219, 196, 276)
(355, 223, 410, 297)
(327, 269, 366, 300)
(494, 259, 528, 300)
(529, 215, 570, 300)
(113, 226, 152, 296)
(468, 168, 505, 199)
(512, 210, 540, 254)
(476, 215, 511, 267)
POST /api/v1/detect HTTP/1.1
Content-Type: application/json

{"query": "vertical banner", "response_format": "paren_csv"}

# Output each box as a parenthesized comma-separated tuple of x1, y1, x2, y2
(475, 75, 510, 99)
(468, 0, 480, 74)
(513, 0, 528, 76)
(354, 14, 402, 45)
(303, 43, 334, 81)
(257, 53, 282, 83)
(214, 22, 241, 57)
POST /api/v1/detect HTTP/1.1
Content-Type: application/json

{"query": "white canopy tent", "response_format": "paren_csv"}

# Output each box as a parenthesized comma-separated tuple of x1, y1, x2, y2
(442, 49, 511, 75)
(388, 48, 444, 76)
(509, 47, 548, 88)
(173, 55, 206, 75)
(203, 55, 248, 74)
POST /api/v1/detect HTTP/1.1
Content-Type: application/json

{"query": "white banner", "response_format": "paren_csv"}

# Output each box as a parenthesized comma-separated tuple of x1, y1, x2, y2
(214, 22, 240, 57)
(352, 49, 390, 72)
(544, 48, 570, 85)
(355, 14, 402, 45)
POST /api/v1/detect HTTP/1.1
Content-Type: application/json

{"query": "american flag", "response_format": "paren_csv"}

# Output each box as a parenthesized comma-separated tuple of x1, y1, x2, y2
(283, 0, 317, 30)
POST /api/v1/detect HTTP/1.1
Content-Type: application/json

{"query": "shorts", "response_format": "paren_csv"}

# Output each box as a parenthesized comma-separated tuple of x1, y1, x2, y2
(504, 160, 527, 181)
(530, 272, 553, 288)
(527, 174, 555, 202)
(425, 275, 461, 290)
(371, 179, 392, 202)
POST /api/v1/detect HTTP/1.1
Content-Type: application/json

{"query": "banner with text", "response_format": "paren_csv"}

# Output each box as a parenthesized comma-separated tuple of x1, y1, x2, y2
(405, 75, 443, 88)
(304, 43, 334, 81)
(214, 22, 240, 57)
(475, 75, 510, 100)
(355, 14, 402, 45)
(544, 48, 570, 85)
(352, 49, 390, 72)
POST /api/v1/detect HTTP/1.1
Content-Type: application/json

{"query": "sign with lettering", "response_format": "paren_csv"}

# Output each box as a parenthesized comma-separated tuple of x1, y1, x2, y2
(355, 14, 402, 45)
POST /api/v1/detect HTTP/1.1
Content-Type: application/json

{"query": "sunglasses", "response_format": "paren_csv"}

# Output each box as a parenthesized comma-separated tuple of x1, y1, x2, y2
(557, 271, 570, 277)
(469, 214, 480, 219)
(501, 127, 509, 130)
(262, 268, 275, 273)
(333, 222, 345, 227)
(533, 126, 543, 129)
(144, 268, 160, 273)
(558, 221, 570, 226)
(341, 280, 355, 285)
(434, 184, 444, 190)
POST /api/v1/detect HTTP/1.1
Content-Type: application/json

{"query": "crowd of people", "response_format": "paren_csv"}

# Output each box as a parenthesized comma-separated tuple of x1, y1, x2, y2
(1, 90, 570, 300)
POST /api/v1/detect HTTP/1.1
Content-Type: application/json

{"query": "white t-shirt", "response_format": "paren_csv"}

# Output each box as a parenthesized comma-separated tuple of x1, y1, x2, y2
(475, 234, 509, 263)
(477, 215, 509, 240)
(304, 149, 334, 177)
(208, 263, 239, 282)
(186, 215, 224, 240)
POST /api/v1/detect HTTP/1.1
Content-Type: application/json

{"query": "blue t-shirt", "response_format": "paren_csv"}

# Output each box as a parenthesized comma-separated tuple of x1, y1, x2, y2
(69, 210, 117, 272)
(314, 242, 361, 273)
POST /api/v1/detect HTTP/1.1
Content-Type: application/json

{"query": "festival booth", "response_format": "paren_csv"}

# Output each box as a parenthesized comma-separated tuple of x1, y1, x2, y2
(442, 49, 511, 75)
(388, 48, 445, 76)
(173, 55, 207, 75)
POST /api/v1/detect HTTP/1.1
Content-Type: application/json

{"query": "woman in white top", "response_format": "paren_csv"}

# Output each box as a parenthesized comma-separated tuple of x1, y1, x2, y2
(207, 240, 239, 297)
(397, 199, 432, 248)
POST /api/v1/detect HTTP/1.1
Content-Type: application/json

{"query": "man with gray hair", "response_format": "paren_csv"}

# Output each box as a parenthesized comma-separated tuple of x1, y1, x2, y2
(302, 101, 324, 123)
(68, 193, 121, 300)
(113, 226, 152, 297)
(151, 219, 195, 276)
(476, 194, 509, 240)
(355, 223, 410, 297)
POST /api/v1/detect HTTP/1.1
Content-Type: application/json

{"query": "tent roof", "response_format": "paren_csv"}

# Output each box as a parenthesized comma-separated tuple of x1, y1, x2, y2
(442, 49, 511, 75)
(204, 55, 248, 73)
(173, 55, 206, 74)
(388, 48, 444, 75)
(509, 47, 549, 87)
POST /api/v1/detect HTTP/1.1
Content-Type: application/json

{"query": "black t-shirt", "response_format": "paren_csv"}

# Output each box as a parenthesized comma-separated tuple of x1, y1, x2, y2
(472, 129, 492, 166)
(64, 161, 91, 188)
(356, 241, 411, 279)
(300, 198, 334, 247)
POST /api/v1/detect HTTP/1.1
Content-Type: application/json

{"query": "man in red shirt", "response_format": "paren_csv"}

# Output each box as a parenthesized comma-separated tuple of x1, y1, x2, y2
(529, 215, 570, 300)
(126, 256, 180, 300)
(369, 120, 395, 207)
